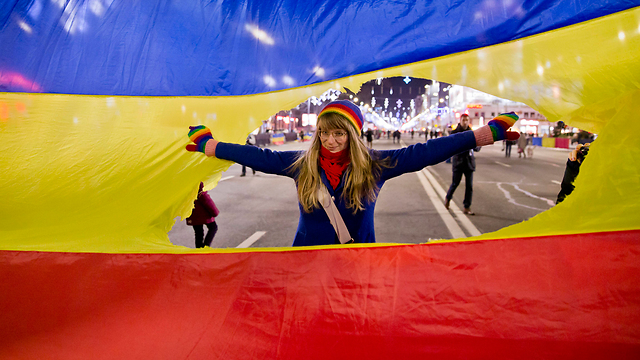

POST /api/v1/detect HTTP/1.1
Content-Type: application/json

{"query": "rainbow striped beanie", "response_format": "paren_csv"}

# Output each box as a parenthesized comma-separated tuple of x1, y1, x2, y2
(318, 100, 364, 135)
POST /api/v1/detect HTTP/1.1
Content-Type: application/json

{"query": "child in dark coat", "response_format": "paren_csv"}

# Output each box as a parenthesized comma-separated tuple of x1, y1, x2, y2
(186, 182, 220, 248)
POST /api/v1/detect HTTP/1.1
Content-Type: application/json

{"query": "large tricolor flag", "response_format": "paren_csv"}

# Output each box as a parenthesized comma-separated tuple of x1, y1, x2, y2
(1, 1, 640, 358)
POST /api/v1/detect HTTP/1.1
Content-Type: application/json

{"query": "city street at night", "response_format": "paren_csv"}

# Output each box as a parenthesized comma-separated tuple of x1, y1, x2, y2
(169, 135, 572, 249)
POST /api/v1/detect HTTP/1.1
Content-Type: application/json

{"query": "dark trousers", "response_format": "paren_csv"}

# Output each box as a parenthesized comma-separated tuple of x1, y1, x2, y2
(446, 168, 474, 209)
(241, 165, 255, 175)
(193, 222, 218, 248)
(505, 143, 512, 157)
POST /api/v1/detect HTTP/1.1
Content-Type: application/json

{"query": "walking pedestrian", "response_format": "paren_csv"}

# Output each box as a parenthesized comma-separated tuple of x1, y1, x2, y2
(517, 131, 528, 158)
(186, 101, 519, 246)
(186, 182, 220, 248)
(241, 136, 256, 176)
(444, 114, 481, 215)
(365, 128, 373, 148)
(505, 138, 514, 157)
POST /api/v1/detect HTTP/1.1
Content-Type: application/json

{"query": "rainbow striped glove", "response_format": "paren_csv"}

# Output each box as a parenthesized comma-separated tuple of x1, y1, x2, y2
(186, 125, 213, 153)
(488, 112, 520, 141)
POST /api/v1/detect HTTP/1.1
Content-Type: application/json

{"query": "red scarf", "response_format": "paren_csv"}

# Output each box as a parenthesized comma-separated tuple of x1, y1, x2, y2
(319, 146, 351, 189)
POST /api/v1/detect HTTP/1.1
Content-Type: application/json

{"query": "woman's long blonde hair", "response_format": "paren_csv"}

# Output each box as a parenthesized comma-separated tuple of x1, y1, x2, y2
(290, 113, 388, 213)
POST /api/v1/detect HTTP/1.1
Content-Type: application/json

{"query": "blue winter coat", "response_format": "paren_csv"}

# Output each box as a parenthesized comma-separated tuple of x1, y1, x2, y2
(214, 130, 477, 246)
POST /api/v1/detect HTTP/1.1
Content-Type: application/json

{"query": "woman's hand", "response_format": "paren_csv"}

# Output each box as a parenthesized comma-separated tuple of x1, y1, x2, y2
(186, 125, 214, 153)
(488, 112, 520, 142)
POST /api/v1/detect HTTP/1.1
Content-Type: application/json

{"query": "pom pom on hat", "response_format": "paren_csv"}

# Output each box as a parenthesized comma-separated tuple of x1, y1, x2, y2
(318, 100, 364, 135)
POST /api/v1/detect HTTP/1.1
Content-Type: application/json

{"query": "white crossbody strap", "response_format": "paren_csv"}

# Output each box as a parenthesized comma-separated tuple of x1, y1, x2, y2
(317, 187, 354, 244)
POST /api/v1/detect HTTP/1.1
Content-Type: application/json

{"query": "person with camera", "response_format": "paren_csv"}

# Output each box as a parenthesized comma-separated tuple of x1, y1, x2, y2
(556, 142, 590, 204)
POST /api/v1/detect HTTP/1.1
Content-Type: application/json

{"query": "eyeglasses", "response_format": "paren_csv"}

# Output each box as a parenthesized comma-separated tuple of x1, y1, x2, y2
(319, 130, 347, 140)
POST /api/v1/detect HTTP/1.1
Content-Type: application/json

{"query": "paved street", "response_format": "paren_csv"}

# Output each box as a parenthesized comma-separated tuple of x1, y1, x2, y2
(169, 134, 572, 249)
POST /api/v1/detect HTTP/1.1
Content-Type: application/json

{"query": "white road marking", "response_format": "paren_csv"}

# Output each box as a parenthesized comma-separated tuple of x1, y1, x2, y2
(416, 170, 466, 239)
(549, 163, 561, 167)
(423, 168, 482, 237)
(551, 180, 561, 185)
(495, 161, 511, 168)
(496, 183, 550, 211)
(400, 139, 481, 238)
(236, 231, 266, 248)
(220, 176, 234, 182)
(512, 184, 556, 207)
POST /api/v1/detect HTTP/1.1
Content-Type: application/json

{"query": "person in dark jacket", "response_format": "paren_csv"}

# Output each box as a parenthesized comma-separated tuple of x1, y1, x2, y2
(241, 136, 256, 176)
(365, 128, 373, 148)
(393, 129, 401, 144)
(186, 101, 519, 246)
(444, 114, 481, 215)
(186, 182, 220, 248)
(505, 138, 514, 157)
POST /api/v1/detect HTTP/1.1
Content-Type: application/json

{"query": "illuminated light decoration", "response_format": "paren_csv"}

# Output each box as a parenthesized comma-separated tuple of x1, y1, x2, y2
(245, 24, 275, 45)
(282, 76, 295, 86)
(521, 119, 540, 125)
(263, 75, 277, 87)
(17, 20, 33, 34)
(89, 0, 106, 16)
(2, 1, 640, 359)
(467, 104, 483, 108)
(313, 66, 325, 78)
(403, 76, 411, 84)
